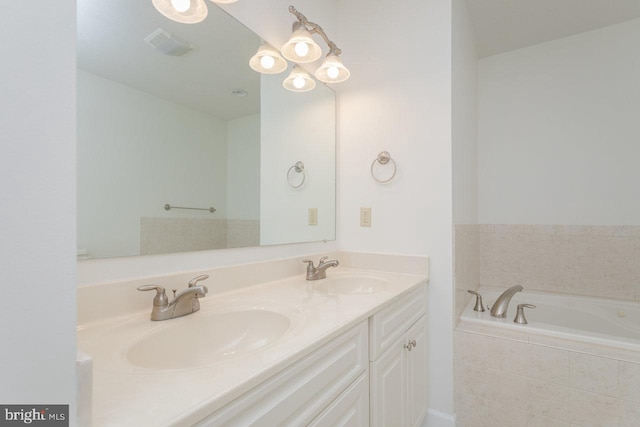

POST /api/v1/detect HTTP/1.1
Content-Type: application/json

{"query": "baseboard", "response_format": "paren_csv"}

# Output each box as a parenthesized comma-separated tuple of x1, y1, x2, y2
(423, 408, 456, 427)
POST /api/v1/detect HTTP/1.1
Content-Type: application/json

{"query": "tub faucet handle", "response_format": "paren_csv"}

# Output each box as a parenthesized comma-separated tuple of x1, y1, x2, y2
(467, 290, 485, 312)
(514, 303, 536, 325)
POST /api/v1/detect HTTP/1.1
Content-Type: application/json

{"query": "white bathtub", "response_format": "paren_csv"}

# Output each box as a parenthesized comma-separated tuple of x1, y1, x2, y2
(461, 286, 640, 351)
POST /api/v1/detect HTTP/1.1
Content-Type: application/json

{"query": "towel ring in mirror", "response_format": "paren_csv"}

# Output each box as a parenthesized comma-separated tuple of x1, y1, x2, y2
(371, 151, 397, 183)
(287, 161, 306, 188)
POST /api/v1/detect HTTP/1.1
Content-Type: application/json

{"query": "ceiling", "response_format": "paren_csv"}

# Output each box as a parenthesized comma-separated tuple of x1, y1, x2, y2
(466, 0, 640, 57)
(77, 0, 261, 120)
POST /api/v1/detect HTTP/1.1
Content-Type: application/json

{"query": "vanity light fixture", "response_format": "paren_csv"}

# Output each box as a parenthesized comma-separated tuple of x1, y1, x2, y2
(152, 0, 238, 24)
(281, 21, 322, 64)
(283, 65, 316, 92)
(250, 6, 350, 92)
(314, 47, 350, 83)
(249, 42, 288, 74)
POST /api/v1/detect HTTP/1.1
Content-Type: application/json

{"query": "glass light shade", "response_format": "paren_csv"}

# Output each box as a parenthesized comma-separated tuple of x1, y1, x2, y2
(249, 43, 288, 74)
(171, 0, 191, 12)
(152, 0, 208, 24)
(283, 66, 316, 92)
(210, 0, 238, 3)
(314, 54, 351, 83)
(281, 27, 322, 63)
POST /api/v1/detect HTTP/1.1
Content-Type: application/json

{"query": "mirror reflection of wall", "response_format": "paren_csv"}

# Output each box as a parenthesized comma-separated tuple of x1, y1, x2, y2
(77, 69, 260, 258)
(260, 72, 336, 245)
(76, 0, 336, 259)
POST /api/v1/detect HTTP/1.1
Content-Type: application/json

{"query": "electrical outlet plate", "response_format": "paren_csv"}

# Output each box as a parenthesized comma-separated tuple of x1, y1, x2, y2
(360, 207, 371, 227)
(308, 208, 318, 226)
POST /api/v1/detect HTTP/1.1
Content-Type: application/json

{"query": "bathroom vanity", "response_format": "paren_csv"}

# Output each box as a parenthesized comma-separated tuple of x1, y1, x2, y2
(77, 254, 429, 426)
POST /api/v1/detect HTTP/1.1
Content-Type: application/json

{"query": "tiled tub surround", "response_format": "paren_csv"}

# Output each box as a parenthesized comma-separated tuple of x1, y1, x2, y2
(479, 224, 640, 301)
(455, 326, 640, 427)
(77, 252, 429, 426)
(455, 288, 640, 427)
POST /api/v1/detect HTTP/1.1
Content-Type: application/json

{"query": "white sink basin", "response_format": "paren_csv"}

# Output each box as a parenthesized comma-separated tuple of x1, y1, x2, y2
(126, 309, 291, 370)
(315, 274, 389, 294)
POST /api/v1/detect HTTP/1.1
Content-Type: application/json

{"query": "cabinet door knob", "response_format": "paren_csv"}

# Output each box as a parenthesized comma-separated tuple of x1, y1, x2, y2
(410, 340, 417, 347)
(404, 343, 413, 351)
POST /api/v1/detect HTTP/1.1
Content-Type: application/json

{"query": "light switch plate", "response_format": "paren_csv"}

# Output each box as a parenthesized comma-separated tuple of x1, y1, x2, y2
(360, 207, 372, 227)
(308, 208, 318, 226)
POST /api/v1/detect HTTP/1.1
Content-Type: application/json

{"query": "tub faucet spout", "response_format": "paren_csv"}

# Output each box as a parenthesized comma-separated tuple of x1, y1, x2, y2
(490, 285, 523, 318)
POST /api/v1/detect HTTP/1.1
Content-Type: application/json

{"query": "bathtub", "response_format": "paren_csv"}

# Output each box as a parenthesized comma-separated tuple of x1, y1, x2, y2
(461, 286, 640, 351)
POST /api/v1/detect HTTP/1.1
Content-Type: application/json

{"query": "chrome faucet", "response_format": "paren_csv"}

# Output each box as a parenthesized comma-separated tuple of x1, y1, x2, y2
(514, 303, 536, 324)
(467, 290, 485, 312)
(303, 256, 339, 280)
(137, 275, 209, 321)
(490, 285, 523, 318)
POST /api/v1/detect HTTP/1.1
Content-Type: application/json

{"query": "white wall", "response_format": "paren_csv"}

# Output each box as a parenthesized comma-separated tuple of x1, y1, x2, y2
(227, 114, 260, 220)
(77, 70, 228, 258)
(336, 0, 455, 422)
(478, 18, 640, 225)
(452, 0, 480, 321)
(260, 71, 336, 245)
(452, 1, 478, 226)
(0, 0, 77, 421)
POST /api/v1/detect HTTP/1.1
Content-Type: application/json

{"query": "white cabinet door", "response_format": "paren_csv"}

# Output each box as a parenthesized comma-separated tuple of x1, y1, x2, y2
(406, 315, 427, 427)
(308, 373, 369, 427)
(370, 335, 406, 427)
(370, 314, 428, 427)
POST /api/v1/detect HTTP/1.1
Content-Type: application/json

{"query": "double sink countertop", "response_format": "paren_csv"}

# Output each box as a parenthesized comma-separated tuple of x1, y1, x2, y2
(78, 266, 428, 426)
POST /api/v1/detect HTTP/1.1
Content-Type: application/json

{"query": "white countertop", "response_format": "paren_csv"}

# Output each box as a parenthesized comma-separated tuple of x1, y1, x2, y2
(78, 267, 427, 427)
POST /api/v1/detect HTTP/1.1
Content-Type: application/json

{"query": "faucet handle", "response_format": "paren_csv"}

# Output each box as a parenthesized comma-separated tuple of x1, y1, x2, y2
(514, 303, 536, 324)
(467, 290, 485, 312)
(319, 256, 329, 264)
(137, 285, 169, 307)
(302, 259, 315, 267)
(188, 274, 209, 288)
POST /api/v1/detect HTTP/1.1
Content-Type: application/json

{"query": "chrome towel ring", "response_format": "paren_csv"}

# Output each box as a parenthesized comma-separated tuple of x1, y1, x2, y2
(371, 151, 397, 183)
(287, 161, 306, 188)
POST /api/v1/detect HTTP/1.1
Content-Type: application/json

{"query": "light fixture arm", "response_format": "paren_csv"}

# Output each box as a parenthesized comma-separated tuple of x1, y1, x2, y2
(288, 5, 342, 56)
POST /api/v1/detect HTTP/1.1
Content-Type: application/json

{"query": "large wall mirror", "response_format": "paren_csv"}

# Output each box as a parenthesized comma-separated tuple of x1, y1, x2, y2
(77, 0, 336, 259)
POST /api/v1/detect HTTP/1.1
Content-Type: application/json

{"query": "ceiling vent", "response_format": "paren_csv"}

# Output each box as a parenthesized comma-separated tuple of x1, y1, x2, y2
(144, 28, 197, 57)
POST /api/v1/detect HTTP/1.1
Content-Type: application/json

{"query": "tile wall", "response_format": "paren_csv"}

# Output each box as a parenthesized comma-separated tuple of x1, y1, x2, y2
(455, 328, 640, 427)
(479, 225, 640, 302)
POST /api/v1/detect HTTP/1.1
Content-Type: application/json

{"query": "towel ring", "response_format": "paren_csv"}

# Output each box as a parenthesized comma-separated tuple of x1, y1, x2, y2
(287, 161, 306, 188)
(371, 151, 396, 183)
